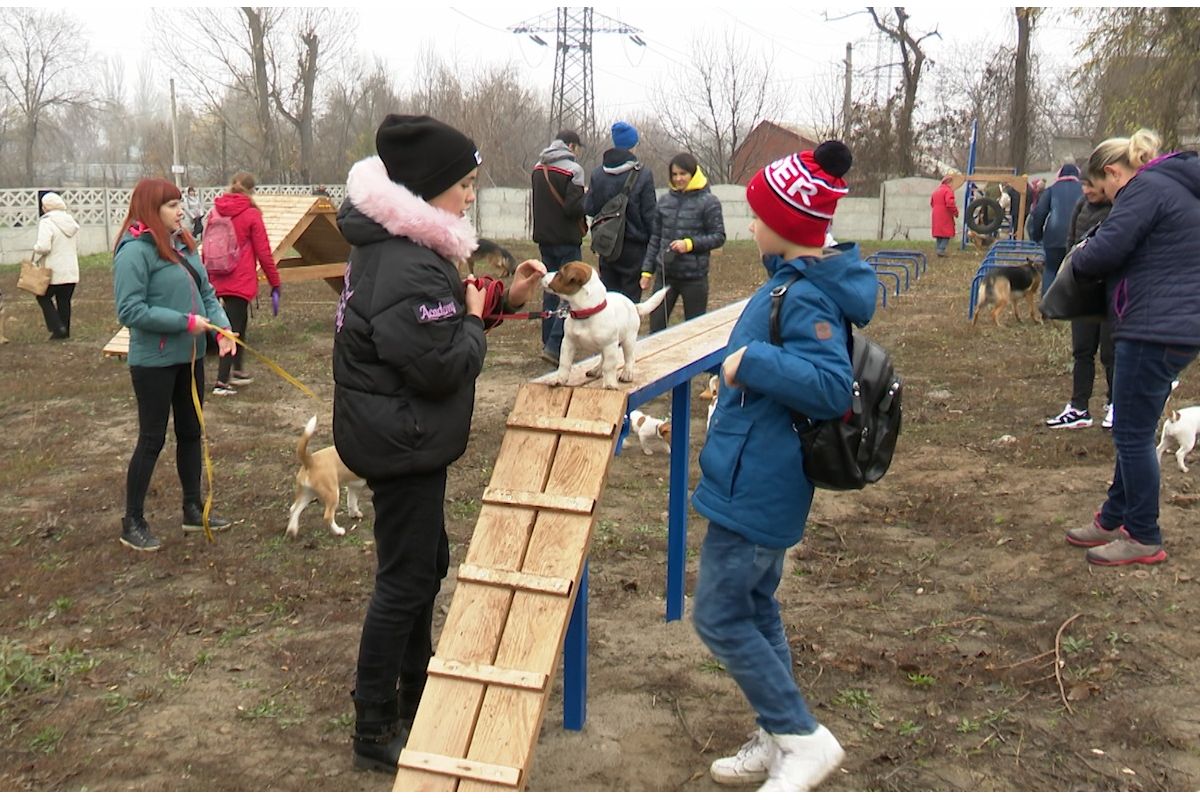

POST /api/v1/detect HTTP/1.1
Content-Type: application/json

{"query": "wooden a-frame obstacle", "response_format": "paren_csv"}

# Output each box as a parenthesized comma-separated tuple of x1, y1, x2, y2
(392, 302, 744, 791)
(103, 194, 348, 359)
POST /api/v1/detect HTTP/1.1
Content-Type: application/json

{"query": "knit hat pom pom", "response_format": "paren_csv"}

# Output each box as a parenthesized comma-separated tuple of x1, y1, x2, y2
(814, 141, 853, 179)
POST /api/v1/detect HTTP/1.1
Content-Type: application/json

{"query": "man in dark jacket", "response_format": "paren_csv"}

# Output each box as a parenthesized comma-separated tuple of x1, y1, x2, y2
(585, 121, 657, 301)
(531, 129, 586, 362)
(1028, 164, 1083, 295)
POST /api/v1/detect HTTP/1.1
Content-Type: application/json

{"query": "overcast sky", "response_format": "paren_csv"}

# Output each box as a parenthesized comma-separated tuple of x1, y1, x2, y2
(69, 4, 1083, 123)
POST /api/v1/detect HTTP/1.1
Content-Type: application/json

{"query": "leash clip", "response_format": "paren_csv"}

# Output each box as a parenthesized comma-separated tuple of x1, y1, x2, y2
(554, 306, 571, 319)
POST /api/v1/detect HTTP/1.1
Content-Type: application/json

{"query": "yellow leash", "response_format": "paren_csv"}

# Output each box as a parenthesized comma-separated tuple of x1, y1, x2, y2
(188, 322, 319, 542)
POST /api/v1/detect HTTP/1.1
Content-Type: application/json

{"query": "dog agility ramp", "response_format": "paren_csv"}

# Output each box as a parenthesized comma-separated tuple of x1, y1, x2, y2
(392, 383, 625, 791)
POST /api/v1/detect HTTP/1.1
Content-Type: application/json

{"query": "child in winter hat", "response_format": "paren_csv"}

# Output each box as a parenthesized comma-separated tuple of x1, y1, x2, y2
(374, 113, 482, 199)
(745, 141, 852, 247)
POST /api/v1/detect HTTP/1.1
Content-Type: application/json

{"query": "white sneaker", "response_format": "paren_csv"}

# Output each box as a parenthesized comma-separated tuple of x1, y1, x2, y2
(710, 728, 776, 785)
(1102, 403, 1114, 430)
(1045, 404, 1092, 429)
(758, 725, 845, 792)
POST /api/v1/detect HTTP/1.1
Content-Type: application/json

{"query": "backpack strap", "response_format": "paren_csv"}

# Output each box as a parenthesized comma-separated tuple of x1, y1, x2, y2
(619, 165, 640, 196)
(768, 272, 855, 426)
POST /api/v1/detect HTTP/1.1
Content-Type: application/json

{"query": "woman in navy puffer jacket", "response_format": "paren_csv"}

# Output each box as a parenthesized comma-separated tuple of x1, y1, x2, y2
(1065, 129, 1200, 567)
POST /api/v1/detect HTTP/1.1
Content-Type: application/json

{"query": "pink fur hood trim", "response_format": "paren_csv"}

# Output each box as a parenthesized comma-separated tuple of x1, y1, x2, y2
(345, 156, 477, 263)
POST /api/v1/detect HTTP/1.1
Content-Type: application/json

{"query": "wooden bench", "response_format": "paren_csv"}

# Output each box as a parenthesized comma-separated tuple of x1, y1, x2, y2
(393, 300, 745, 791)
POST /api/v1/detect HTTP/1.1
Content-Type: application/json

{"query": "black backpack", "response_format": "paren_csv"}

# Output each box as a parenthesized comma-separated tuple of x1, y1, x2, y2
(769, 276, 902, 491)
(589, 167, 641, 260)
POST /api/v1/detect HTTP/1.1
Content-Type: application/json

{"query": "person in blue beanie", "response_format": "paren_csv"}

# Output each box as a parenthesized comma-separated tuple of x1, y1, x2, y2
(585, 121, 657, 301)
(1028, 163, 1083, 295)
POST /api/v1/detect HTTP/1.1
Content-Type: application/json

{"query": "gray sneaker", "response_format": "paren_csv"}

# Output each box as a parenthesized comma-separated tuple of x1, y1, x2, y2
(120, 517, 161, 552)
(1065, 516, 1125, 548)
(1086, 537, 1167, 566)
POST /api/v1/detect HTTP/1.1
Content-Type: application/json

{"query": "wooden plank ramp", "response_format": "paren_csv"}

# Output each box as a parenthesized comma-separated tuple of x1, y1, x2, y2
(393, 301, 746, 791)
(393, 383, 625, 791)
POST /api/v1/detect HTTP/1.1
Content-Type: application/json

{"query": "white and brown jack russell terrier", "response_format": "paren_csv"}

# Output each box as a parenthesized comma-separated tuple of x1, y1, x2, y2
(541, 261, 668, 390)
(286, 416, 367, 537)
(628, 410, 671, 455)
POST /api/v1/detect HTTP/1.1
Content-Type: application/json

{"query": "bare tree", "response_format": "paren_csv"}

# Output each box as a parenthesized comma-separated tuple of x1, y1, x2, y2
(270, 8, 352, 183)
(1010, 8, 1040, 172)
(0, 8, 92, 184)
(654, 32, 784, 183)
(866, 7, 940, 176)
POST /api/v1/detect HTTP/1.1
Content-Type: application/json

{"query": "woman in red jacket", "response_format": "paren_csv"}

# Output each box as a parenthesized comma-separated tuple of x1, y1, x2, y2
(208, 172, 282, 396)
(930, 175, 959, 257)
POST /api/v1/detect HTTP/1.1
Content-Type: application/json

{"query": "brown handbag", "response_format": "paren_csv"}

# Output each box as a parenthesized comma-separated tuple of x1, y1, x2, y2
(17, 258, 51, 296)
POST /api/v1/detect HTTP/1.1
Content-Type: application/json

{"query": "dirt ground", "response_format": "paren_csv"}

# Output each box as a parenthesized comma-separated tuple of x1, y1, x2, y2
(1, 238, 1198, 792)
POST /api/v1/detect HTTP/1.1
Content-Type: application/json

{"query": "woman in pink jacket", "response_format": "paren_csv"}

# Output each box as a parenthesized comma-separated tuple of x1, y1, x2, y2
(207, 172, 282, 396)
(930, 176, 959, 257)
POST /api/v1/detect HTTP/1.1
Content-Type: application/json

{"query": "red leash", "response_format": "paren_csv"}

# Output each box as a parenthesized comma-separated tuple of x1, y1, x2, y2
(464, 276, 558, 332)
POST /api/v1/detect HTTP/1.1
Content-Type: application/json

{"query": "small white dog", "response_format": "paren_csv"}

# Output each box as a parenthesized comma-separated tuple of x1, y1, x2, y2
(542, 261, 668, 390)
(698, 374, 719, 430)
(628, 410, 670, 455)
(286, 416, 367, 536)
(1157, 405, 1200, 473)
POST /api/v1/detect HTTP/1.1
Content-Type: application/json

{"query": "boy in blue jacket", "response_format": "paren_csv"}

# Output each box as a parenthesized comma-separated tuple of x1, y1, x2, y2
(691, 142, 877, 792)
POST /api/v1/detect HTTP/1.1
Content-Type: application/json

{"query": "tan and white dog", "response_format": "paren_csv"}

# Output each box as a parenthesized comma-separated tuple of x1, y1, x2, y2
(286, 416, 367, 536)
(541, 261, 668, 389)
(629, 410, 671, 455)
(1157, 404, 1200, 473)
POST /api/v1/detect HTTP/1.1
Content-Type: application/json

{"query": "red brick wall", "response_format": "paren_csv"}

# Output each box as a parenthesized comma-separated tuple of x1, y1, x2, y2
(731, 123, 819, 184)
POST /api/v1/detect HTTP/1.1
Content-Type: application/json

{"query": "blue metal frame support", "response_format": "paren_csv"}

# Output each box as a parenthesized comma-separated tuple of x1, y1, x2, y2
(666, 380, 692, 622)
(960, 118, 979, 251)
(563, 559, 588, 731)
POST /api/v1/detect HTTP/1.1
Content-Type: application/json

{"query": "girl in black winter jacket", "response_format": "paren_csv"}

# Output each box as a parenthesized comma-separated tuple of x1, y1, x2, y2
(640, 153, 726, 333)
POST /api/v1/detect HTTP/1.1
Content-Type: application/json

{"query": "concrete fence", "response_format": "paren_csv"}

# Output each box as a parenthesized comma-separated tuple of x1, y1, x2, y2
(3, 174, 1060, 263)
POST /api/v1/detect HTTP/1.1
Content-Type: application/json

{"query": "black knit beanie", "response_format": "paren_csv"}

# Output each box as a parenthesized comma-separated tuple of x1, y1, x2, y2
(375, 114, 481, 200)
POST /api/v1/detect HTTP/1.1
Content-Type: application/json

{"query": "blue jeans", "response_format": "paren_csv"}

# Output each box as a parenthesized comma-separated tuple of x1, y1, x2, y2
(693, 521, 818, 735)
(935, 237, 950, 255)
(1042, 246, 1066, 299)
(537, 243, 580, 355)
(1098, 339, 1199, 545)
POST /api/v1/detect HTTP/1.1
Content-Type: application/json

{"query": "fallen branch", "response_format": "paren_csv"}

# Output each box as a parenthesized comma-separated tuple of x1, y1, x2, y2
(994, 649, 1055, 671)
(1055, 613, 1083, 715)
(906, 615, 986, 635)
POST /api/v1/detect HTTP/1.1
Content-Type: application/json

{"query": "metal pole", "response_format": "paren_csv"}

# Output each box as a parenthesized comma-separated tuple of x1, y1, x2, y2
(842, 43, 853, 141)
(961, 118, 978, 251)
(170, 78, 181, 188)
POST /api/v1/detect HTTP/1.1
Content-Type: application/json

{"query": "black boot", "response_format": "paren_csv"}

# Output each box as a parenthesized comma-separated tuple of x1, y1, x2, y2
(182, 503, 233, 533)
(352, 692, 410, 773)
(120, 516, 161, 552)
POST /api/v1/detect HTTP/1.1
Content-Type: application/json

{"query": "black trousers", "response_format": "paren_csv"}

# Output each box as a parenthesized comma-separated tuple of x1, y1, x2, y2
(126, 361, 204, 519)
(216, 296, 248, 382)
(599, 241, 646, 303)
(649, 275, 709, 333)
(355, 468, 450, 715)
(37, 283, 75, 335)
(1071, 318, 1115, 411)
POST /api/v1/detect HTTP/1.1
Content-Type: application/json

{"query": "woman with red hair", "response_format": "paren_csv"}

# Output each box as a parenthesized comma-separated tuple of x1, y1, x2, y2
(112, 178, 237, 552)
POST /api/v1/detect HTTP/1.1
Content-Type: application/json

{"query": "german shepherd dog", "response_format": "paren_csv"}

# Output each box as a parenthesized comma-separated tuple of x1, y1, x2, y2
(466, 238, 517, 277)
(972, 259, 1043, 326)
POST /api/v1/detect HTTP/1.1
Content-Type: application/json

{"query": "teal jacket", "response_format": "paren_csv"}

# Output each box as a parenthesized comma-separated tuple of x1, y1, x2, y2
(691, 244, 878, 548)
(113, 227, 230, 367)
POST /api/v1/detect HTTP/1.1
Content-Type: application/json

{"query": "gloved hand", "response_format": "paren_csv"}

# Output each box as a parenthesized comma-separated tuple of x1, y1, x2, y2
(271, 286, 281, 316)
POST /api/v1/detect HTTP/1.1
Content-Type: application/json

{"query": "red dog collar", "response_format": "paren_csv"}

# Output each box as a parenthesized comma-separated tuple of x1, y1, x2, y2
(570, 299, 608, 319)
